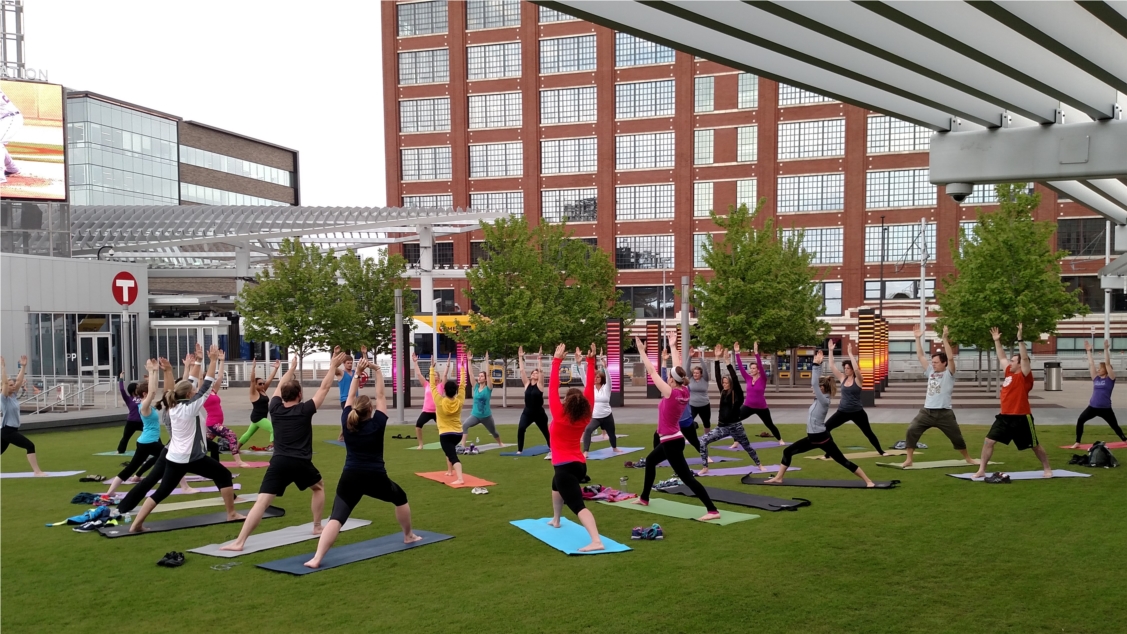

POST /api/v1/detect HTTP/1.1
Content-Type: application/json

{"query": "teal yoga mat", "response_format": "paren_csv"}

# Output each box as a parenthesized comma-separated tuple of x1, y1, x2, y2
(510, 518, 631, 555)
(597, 498, 757, 525)
(94, 451, 133, 457)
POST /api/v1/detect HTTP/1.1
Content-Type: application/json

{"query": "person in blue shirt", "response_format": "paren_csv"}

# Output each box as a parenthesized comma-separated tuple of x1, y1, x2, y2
(462, 351, 503, 448)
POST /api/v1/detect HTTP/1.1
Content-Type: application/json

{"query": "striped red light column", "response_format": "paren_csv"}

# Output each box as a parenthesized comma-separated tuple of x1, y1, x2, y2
(606, 319, 624, 407)
(646, 321, 661, 398)
(858, 308, 876, 407)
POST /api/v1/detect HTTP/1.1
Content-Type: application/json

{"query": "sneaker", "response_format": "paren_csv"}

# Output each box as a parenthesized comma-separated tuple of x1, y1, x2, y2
(73, 520, 104, 533)
(983, 472, 1011, 484)
(157, 551, 185, 567)
(5, 166, 19, 176)
(891, 440, 907, 450)
(471, 487, 489, 495)
(630, 526, 646, 540)
(623, 461, 635, 469)
(647, 523, 664, 540)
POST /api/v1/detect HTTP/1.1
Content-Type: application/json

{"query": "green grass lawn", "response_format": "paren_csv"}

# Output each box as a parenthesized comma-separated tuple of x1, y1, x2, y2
(3, 422, 1125, 633)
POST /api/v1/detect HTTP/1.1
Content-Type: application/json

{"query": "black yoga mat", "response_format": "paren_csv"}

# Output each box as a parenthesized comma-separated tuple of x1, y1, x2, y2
(98, 506, 285, 538)
(659, 484, 810, 511)
(740, 475, 900, 489)
(257, 530, 454, 575)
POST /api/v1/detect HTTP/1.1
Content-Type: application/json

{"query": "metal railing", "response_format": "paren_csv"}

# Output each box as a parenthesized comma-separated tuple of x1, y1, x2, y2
(17, 377, 120, 414)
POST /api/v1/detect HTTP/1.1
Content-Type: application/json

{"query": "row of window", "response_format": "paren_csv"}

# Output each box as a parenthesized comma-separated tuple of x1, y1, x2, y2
(694, 74, 759, 112)
(178, 146, 292, 187)
(397, 1, 577, 38)
(179, 183, 289, 206)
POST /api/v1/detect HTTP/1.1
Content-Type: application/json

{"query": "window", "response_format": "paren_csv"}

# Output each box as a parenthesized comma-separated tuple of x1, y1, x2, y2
(540, 35, 596, 74)
(617, 184, 674, 221)
(470, 241, 489, 264)
(1058, 218, 1112, 257)
(737, 179, 757, 211)
(867, 115, 931, 153)
(865, 169, 937, 209)
(616, 132, 674, 170)
(617, 285, 676, 318)
(694, 182, 713, 217)
(1058, 335, 1127, 350)
(864, 223, 936, 263)
(960, 183, 1035, 205)
(180, 183, 287, 206)
(402, 194, 453, 208)
(737, 126, 758, 162)
(615, 32, 675, 67)
(738, 73, 758, 109)
(819, 282, 843, 316)
(468, 92, 521, 128)
(778, 119, 844, 159)
(959, 220, 978, 248)
(694, 129, 714, 165)
(466, 0, 520, 30)
(539, 6, 577, 22)
(467, 42, 521, 80)
(542, 188, 597, 223)
(404, 242, 455, 268)
(865, 279, 935, 300)
(779, 84, 836, 106)
(397, 1, 447, 36)
(409, 288, 457, 315)
(540, 86, 597, 124)
(695, 76, 714, 113)
(1062, 276, 1127, 312)
(777, 173, 844, 213)
(780, 227, 844, 265)
(541, 137, 597, 174)
(616, 80, 675, 119)
(401, 146, 452, 180)
(398, 49, 449, 85)
(693, 233, 713, 268)
(615, 235, 674, 269)
(399, 97, 451, 133)
(469, 143, 523, 178)
(470, 191, 523, 217)
(179, 146, 292, 186)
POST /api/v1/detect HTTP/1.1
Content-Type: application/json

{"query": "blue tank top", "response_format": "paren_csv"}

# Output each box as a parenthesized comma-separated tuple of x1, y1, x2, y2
(471, 385, 492, 418)
(138, 406, 163, 444)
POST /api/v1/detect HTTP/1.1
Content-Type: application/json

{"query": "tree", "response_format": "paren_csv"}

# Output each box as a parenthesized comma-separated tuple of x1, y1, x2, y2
(236, 238, 351, 367)
(936, 183, 1087, 350)
(692, 200, 829, 351)
(337, 249, 411, 354)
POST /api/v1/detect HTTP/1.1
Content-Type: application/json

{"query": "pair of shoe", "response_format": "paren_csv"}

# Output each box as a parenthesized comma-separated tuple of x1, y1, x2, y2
(983, 472, 1011, 484)
(471, 487, 489, 495)
(158, 552, 186, 567)
(73, 519, 105, 533)
(654, 477, 682, 490)
(630, 523, 664, 540)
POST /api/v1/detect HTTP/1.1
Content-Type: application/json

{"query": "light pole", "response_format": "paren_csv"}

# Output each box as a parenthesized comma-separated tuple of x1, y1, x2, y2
(97, 246, 115, 260)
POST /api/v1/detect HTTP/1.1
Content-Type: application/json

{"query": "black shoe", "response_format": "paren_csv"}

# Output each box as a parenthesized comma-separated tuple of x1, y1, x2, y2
(983, 472, 1011, 484)
(157, 551, 186, 567)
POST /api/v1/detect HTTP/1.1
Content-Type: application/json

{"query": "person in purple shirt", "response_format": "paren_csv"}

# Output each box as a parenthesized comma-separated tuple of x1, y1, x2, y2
(117, 372, 144, 454)
(1071, 339, 1125, 447)
(733, 341, 785, 445)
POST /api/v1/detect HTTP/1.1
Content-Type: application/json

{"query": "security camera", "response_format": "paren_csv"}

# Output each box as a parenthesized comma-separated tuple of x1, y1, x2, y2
(946, 182, 973, 203)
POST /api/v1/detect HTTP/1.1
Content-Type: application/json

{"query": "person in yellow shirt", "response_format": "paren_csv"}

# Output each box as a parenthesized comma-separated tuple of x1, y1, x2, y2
(430, 355, 467, 485)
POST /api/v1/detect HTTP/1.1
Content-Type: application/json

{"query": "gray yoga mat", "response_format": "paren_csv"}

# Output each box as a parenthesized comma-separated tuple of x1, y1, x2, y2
(257, 530, 454, 575)
(948, 469, 1091, 481)
(741, 475, 899, 489)
(711, 441, 791, 451)
(189, 518, 372, 557)
(659, 484, 811, 512)
(1, 470, 84, 479)
(150, 494, 258, 513)
(99, 506, 285, 538)
(697, 465, 797, 476)
(657, 456, 740, 467)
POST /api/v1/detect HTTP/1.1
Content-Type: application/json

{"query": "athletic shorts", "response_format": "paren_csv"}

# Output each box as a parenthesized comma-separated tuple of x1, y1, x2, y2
(987, 414, 1038, 451)
(415, 411, 437, 428)
(259, 455, 322, 496)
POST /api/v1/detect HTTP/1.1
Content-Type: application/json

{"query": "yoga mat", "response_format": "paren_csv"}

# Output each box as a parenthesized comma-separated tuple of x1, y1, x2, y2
(99, 506, 285, 538)
(597, 498, 757, 525)
(712, 441, 791, 451)
(741, 475, 900, 489)
(500, 445, 548, 457)
(189, 518, 371, 557)
(184, 473, 240, 482)
(1060, 441, 1127, 450)
(415, 471, 495, 488)
(471, 443, 506, 452)
(220, 461, 270, 468)
(111, 483, 242, 497)
(510, 518, 631, 555)
(877, 460, 1000, 470)
(325, 440, 346, 447)
(948, 469, 1091, 481)
(94, 451, 134, 457)
(0, 470, 84, 479)
(657, 456, 740, 467)
(257, 530, 453, 575)
(806, 450, 910, 460)
(406, 442, 443, 450)
(150, 494, 259, 513)
(697, 465, 798, 477)
(589, 434, 629, 442)
(659, 484, 810, 512)
(240, 449, 274, 456)
(587, 446, 644, 460)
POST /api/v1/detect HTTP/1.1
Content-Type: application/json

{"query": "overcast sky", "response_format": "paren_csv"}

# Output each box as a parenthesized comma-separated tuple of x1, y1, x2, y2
(30, 0, 386, 207)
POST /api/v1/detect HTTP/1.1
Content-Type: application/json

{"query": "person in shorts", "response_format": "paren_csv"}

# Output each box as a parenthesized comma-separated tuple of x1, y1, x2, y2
(974, 324, 1053, 478)
(902, 325, 976, 468)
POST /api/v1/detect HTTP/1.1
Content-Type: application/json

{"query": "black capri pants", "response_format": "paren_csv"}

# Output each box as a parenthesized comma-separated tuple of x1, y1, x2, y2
(782, 432, 858, 473)
(118, 447, 167, 513)
(552, 461, 588, 515)
(824, 408, 883, 454)
(691, 405, 712, 430)
(738, 406, 781, 440)
(1075, 406, 1127, 443)
(117, 440, 163, 481)
(415, 411, 437, 429)
(151, 456, 234, 504)
(1, 426, 35, 454)
(439, 432, 461, 465)
(330, 469, 409, 524)
(517, 408, 550, 451)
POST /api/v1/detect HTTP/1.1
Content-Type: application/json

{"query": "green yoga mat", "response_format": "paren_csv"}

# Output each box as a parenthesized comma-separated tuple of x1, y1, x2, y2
(406, 442, 442, 450)
(876, 460, 1001, 470)
(598, 498, 758, 525)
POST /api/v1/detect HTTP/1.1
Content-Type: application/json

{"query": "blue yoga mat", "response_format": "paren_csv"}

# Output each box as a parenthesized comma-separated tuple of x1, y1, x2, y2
(500, 445, 549, 457)
(586, 446, 644, 461)
(94, 451, 134, 457)
(324, 440, 346, 447)
(510, 518, 631, 555)
(257, 530, 454, 575)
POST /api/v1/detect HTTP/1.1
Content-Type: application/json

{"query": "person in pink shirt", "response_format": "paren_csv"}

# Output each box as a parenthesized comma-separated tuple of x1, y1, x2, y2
(201, 361, 248, 468)
(412, 352, 442, 450)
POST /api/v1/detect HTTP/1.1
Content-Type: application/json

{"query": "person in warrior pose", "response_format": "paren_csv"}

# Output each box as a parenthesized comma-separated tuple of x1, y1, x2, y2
(412, 352, 441, 450)
(430, 355, 467, 485)
(1, 356, 45, 475)
(697, 345, 764, 475)
(105, 358, 175, 496)
(735, 342, 785, 445)
(1071, 339, 1125, 447)
(824, 341, 884, 455)
(239, 359, 280, 449)
(575, 349, 621, 456)
(516, 346, 550, 455)
(902, 325, 975, 468)
(462, 351, 503, 448)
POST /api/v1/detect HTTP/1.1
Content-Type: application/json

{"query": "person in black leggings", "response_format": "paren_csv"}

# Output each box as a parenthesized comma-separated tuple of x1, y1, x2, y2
(1, 355, 45, 475)
(1071, 339, 1126, 447)
(305, 361, 420, 568)
(105, 359, 175, 497)
(516, 346, 550, 454)
(116, 373, 143, 454)
(824, 341, 884, 454)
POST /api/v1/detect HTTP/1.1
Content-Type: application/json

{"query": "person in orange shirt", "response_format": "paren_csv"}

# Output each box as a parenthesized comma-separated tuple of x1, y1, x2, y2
(974, 323, 1053, 479)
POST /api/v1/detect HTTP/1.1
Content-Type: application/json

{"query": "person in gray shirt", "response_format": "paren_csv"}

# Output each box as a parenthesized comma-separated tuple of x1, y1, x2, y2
(900, 325, 974, 468)
(765, 344, 875, 487)
(687, 350, 712, 431)
(2, 355, 45, 476)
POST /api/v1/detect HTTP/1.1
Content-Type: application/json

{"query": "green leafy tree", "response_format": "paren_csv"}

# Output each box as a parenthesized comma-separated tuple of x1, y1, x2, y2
(337, 249, 412, 354)
(936, 183, 1087, 349)
(692, 201, 829, 351)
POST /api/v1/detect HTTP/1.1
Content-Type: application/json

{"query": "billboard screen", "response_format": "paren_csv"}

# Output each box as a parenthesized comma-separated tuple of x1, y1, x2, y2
(0, 80, 66, 201)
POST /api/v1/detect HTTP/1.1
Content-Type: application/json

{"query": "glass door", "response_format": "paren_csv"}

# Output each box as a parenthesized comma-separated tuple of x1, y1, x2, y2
(79, 333, 113, 380)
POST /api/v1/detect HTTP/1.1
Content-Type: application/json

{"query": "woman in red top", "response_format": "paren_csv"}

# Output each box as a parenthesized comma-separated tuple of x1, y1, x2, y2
(547, 342, 604, 553)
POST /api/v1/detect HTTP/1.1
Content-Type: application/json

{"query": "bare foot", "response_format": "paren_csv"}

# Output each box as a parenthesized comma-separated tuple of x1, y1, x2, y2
(445, 471, 453, 477)
(613, 448, 624, 454)
(632, 498, 649, 506)
(404, 533, 423, 544)
(763, 476, 782, 484)
(865, 480, 876, 488)
(971, 471, 986, 479)
(699, 511, 721, 522)
(778, 440, 787, 446)
(578, 541, 605, 552)
(901, 461, 913, 468)
(728, 443, 740, 450)
(706, 457, 714, 463)
(128, 524, 149, 534)
(236, 461, 250, 468)
(1068, 442, 1081, 449)
(964, 458, 978, 465)
(1042, 470, 1054, 478)
(312, 523, 324, 535)
(126, 476, 141, 484)
(453, 479, 464, 485)
(547, 518, 561, 528)
(698, 467, 709, 475)
(303, 558, 322, 569)
(219, 542, 245, 552)
(33, 471, 47, 477)
(227, 512, 247, 521)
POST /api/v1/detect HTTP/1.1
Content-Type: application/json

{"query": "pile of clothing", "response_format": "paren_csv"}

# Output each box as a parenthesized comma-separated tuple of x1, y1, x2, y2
(580, 484, 636, 502)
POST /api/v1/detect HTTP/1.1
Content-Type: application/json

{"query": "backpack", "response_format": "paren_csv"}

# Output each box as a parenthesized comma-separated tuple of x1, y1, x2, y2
(1087, 441, 1120, 469)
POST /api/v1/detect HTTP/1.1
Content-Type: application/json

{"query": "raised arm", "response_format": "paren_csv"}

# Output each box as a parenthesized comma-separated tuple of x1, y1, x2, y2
(913, 324, 929, 371)
(466, 350, 477, 388)
(12, 356, 27, 395)
(274, 356, 298, 399)
(733, 342, 752, 383)
(1017, 323, 1031, 376)
(848, 342, 860, 381)
(371, 364, 387, 414)
(1084, 340, 1098, 379)
(481, 352, 490, 387)
(549, 344, 565, 419)
(518, 346, 529, 387)
(181, 353, 194, 382)
(811, 353, 828, 406)
(666, 332, 682, 373)
(990, 327, 1008, 368)
(160, 357, 175, 393)
(346, 359, 366, 409)
(118, 371, 130, 401)
(942, 326, 956, 375)
(1105, 339, 1116, 380)
(0, 357, 7, 397)
(635, 336, 672, 397)
(412, 352, 427, 387)
(713, 345, 726, 391)
(140, 359, 160, 417)
(830, 341, 846, 381)
(249, 360, 259, 400)
(312, 349, 345, 409)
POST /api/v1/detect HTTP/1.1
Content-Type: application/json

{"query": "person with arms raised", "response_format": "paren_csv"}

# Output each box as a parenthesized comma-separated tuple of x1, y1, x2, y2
(824, 341, 884, 455)
(1, 356, 45, 475)
(697, 345, 763, 475)
(735, 341, 784, 445)
(1071, 339, 1125, 448)
(515, 346, 550, 455)
(430, 354, 467, 485)
(239, 358, 280, 450)
(902, 325, 975, 468)
(462, 351, 503, 448)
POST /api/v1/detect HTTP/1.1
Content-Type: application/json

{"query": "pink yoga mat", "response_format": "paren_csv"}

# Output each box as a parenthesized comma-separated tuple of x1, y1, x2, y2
(220, 461, 270, 468)
(712, 441, 792, 451)
(658, 456, 740, 467)
(1060, 441, 1127, 450)
(696, 465, 799, 476)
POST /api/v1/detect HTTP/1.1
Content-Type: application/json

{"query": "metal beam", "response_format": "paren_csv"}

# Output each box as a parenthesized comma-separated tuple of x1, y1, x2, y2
(1043, 181, 1127, 225)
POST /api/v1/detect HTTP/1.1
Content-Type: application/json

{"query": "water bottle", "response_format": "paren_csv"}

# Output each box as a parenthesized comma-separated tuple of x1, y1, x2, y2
(619, 476, 628, 493)
(476, 437, 480, 445)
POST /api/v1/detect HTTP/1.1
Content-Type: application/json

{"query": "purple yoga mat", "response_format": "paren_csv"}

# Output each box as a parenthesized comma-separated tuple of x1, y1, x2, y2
(712, 441, 792, 451)
(696, 465, 800, 477)
(657, 456, 740, 467)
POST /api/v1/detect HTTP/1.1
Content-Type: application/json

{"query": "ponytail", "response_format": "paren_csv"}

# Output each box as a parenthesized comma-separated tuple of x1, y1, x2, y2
(347, 395, 372, 432)
(163, 380, 193, 410)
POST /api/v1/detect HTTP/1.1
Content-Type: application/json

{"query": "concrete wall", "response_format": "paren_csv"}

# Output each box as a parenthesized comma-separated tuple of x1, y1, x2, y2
(0, 253, 150, 370)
